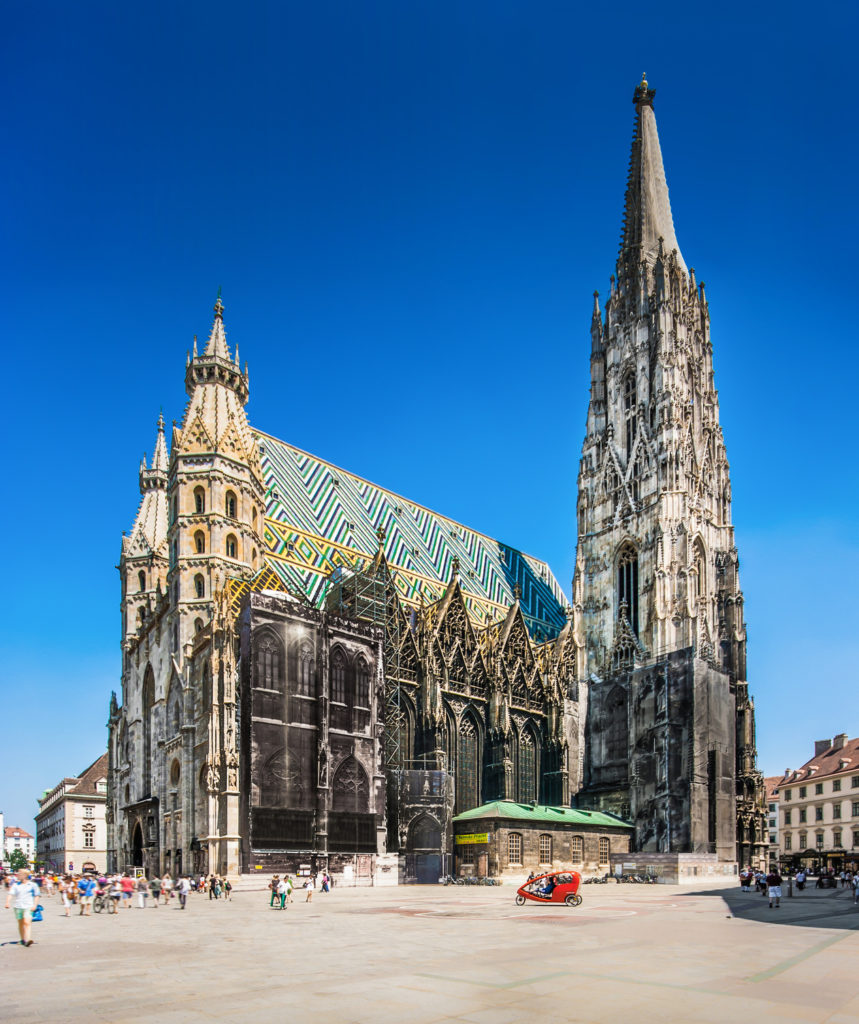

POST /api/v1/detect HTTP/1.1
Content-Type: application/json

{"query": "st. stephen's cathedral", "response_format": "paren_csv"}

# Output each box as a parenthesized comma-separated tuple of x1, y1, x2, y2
(107, 78, 767, 881)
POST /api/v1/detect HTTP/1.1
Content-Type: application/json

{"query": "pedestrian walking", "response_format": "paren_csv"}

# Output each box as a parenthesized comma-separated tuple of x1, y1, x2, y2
(304, 875, 315, 903)
(223, 878, 232, 901)
(59, 875, 73, 918)
(178, 875, 191, 910)
(276, 877, 288, 910)
(795, 869, 806, 892)
(766, 867, 783, 908)
(149, 874, 162, 908)
(4, 868, 40, 947)
(136, 875, 149, 908)
(120, 873, 134, 908)
(852, 873, 859, 906)
(78, 874, 97, 916)
(269, 875, 280, 908)
(161, 872, 173, 904)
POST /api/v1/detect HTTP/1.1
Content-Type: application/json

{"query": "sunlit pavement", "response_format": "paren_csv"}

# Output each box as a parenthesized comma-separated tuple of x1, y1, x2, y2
(2, 881, 858, 1023)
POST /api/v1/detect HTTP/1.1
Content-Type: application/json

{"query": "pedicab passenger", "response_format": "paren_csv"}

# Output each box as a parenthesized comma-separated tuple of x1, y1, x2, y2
(540, 876, 557, 898)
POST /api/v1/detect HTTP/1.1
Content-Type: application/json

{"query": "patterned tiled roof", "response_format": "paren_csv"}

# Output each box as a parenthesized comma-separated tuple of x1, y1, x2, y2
(256, 431, 569, 640)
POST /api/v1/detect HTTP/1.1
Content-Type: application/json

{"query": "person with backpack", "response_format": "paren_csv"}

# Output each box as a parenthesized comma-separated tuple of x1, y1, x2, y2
(149, 874, 162, 908)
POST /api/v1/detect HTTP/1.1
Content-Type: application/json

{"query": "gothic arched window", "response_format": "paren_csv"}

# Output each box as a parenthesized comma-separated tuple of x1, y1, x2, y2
(298, 643, 314, 696)
(195, 531, 205, 554)
(354, 658, 370, 708)
(257, 631, 284, 691)
(331, 649, 347, 704)
(138, 570, 146, 592)
(518, 727, 537, 803)
(225, 534, 238, 559)
(693, 538, 706, 602)
(617, 543, 639, 637)
(194, 487, 205, 514)
(623, 371, 637, 454)
(571, 835, 583, 862)
(225, 490, 237, 519)
(332, 756, 369, 812)
(457, 715, 480, 813)
(194, 574, 205, 599)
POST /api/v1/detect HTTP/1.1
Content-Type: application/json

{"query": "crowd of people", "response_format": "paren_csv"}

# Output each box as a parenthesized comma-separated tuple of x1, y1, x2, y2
(267, 871, 331, 908)
(740, 865, 859, 906)
(1, 867, 237, 944)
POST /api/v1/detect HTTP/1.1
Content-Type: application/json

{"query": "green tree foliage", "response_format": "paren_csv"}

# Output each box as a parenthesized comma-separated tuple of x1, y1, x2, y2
(8, 849, 29, 871)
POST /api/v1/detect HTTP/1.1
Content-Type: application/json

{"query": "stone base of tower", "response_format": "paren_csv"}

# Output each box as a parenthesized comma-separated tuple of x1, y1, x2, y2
(608, 851, 738, 885)
(580, 648, 738, 861)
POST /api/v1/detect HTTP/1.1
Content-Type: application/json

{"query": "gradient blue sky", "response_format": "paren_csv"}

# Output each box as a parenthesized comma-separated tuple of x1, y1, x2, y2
(2, 1, 857, 833)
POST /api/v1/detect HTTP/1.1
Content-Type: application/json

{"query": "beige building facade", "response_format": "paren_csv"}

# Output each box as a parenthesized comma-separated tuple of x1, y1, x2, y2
(36, 754, 109, 874)
(774, 735, 859, 871)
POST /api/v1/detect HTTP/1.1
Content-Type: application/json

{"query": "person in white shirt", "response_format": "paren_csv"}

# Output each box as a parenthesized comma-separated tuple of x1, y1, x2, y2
(304, 875, 315, 902)
(178, 876, 192, 910)
(4, 869, 40, 947)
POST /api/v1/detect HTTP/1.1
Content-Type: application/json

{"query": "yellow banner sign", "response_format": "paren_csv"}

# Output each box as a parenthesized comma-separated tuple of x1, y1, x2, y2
(456, 833, 489, 845)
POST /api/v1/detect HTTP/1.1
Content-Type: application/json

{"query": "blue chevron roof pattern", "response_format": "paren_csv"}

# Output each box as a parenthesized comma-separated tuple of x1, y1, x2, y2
(255, 430, 569, 640)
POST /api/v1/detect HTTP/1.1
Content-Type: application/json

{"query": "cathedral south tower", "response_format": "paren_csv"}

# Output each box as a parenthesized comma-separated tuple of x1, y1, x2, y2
(575, 77, 767, 867)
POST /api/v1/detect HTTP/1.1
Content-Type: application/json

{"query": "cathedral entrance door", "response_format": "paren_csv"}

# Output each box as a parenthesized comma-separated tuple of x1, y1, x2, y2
(415, 855, 441, 884)
(131, 823, 144, 867)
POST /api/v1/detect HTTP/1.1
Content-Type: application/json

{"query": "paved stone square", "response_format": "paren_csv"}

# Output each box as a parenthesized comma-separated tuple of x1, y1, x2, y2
(2, 881, 859, 1023)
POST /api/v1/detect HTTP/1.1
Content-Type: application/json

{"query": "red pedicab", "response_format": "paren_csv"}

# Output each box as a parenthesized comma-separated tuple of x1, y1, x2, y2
(515, 871, 582, 907)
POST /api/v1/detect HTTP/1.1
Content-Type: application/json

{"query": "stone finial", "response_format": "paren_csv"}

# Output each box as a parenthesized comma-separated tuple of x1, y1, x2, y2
(376, 525, 386, 549)
(214, 287, 224, 320)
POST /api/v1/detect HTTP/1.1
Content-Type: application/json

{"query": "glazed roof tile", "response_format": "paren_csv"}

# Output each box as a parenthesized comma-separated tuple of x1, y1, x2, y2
(256, 432, 568, 639)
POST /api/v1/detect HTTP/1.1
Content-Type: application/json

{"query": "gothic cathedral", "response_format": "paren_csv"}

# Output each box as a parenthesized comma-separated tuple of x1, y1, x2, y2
(107, 78, 767, 881)
(575, 76, 766, 865)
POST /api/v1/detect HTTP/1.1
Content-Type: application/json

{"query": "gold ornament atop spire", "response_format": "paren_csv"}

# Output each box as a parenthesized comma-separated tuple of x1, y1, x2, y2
(640, 72, 647, 91)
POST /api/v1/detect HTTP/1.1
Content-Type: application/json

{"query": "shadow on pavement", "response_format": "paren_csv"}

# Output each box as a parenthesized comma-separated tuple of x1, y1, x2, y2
(689, 884, 859, 930)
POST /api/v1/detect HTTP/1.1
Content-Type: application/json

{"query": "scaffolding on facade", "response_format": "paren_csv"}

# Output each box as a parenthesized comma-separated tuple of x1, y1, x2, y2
(323, 539, 404, 773)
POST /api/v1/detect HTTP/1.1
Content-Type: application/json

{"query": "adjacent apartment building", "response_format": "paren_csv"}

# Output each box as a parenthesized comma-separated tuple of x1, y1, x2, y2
(36, 754, 109, 874)
(765, 776, 781, 863)
(773, 735, 859, 872)
(4, 826, 35, 865)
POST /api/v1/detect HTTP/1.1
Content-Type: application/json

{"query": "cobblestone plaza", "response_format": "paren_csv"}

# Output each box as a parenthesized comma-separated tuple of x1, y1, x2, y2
(2, 882, 858, 1023)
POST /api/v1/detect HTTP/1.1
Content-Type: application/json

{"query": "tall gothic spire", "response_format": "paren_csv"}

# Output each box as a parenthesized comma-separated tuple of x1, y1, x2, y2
(204, 291, 231, 360)
(124, 413, 170, 555)
(619, 74, 686, 275)
(151, 412, 168, 472)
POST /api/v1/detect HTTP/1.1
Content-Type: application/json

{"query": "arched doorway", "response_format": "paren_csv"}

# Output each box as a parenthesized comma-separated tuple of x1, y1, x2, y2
(408, 814, 442, 884)
(131, 823, 144, 867)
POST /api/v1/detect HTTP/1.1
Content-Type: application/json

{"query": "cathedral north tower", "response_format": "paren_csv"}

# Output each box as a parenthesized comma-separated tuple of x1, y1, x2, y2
(575, 77, 766, 867)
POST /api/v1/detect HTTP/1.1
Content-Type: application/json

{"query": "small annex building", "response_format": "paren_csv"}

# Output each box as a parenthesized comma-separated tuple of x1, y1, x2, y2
(452, 800, 632, 879)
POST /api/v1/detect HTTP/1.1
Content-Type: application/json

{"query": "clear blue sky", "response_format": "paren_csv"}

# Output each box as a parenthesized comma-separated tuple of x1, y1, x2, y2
(2, 1, 857, 833)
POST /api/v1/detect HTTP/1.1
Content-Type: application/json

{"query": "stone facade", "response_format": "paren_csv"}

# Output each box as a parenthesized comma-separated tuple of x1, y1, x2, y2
(239, 592, 387, 878)
(573, 76, 767, 866)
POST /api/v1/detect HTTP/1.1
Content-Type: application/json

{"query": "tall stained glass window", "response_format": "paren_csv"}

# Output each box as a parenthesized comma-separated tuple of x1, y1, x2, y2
(457, 717, 479, 812)
(518, 730, 537, 803)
